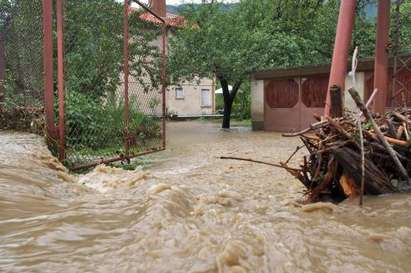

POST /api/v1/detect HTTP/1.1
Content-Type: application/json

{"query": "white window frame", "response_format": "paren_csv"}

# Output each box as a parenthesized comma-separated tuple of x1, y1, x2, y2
(175, 87, 184, 100)
(201, 89, 211, 107)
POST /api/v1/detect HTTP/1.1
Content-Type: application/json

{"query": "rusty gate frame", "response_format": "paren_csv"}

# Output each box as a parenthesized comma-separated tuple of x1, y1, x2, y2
(391, 1, 410, 108)
(391, 55, 411, 107)
(43, 0, 167, 171)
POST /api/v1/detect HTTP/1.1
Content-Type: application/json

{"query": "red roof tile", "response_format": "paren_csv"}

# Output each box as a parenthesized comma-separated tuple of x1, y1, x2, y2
(128, 7, 185, 27)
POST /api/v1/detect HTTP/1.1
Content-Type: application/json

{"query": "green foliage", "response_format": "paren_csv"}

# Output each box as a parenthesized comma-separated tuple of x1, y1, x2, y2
(2, 1, 163, 108)
(168, 0, 398, 127)
(168, 0, 340, 127)
(64, 0, 162, 99)
(2, 0, 43, 102)
(232, 81, 251, 120)
(65, 92, 159, 150)
(397, 1, 411, 53)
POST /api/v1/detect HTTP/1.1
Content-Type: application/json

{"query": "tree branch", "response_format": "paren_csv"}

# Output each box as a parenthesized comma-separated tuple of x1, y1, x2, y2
(230, 79, 242, 100)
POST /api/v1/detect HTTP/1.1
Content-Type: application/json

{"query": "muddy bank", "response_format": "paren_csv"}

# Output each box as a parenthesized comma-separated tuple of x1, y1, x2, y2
(0, 121, 410, 273)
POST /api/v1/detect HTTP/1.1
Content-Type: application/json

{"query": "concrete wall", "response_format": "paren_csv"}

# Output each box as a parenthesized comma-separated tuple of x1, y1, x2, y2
(250, 77, 264, 130)
(344, 72, 365, 112)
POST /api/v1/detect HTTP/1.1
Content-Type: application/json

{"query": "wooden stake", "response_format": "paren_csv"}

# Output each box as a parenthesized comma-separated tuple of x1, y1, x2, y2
(358, 118, 365, 206)
(219, 156, 301, 172)
(348, 88, 410, 182)
(330, 85, 344, 118)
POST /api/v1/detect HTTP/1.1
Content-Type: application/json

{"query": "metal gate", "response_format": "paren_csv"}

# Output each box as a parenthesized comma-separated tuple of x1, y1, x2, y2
(44, 0, 167, 170)
(264, 75, 328, 132)
(57, 0, 166, 170)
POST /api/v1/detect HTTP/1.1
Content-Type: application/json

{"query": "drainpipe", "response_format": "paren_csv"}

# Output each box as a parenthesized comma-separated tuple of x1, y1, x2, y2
(324, 0, 356, 117)
(373, 0, 390, 113)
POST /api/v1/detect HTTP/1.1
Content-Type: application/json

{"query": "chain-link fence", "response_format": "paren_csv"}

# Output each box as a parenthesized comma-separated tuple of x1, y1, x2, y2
(62, 0, 166, 170)
(390, 0, 411, 108)
(0, 0, 44, 133)
(0, 0, 166, 171)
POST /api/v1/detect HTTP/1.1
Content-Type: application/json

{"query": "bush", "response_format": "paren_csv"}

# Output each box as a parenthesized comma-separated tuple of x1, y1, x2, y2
(65, 92, 160, 150)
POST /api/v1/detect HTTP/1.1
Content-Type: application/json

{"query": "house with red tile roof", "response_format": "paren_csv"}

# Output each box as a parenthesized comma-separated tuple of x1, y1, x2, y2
(125, 1, 215, 117)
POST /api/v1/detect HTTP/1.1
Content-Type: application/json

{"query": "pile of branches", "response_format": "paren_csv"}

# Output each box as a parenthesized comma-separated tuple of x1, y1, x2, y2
(0, 104, 45, 135)
(282, 89, 411, 203)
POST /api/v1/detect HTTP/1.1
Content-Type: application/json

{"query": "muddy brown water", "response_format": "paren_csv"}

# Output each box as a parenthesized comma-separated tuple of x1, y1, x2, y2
(0, 121, 410, 273)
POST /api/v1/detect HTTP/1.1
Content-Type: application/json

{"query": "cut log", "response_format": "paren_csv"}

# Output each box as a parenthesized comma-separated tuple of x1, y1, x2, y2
(339, 174, 358, 197)
(332, 147, 397, 194)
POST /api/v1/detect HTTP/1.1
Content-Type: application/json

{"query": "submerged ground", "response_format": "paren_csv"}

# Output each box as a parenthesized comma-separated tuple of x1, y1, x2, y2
(0, 121, 410, 273)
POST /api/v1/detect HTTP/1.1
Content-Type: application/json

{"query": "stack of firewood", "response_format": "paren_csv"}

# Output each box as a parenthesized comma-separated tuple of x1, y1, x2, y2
(282, 89, 411, 203)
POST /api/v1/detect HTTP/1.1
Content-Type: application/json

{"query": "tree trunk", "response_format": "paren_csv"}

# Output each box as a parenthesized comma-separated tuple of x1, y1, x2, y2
(222, 98, 233, 129)
(218, 77, 242, 129)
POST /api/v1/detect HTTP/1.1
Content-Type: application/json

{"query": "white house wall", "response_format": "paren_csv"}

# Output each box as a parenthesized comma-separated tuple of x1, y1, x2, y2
(167, 78, 215, 116)
(251, 77, 265, 130)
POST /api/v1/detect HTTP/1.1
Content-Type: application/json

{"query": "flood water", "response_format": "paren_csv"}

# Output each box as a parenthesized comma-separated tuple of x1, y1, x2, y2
(0, 121, 410, 273)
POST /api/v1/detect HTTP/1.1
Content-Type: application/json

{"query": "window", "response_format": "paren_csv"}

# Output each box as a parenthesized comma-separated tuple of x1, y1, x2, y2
(201, 89, 211, 107)
(175, 87, 184, 100)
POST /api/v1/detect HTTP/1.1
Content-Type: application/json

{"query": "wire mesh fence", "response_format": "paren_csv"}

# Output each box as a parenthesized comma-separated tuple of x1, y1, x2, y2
(0, 0, 166, 170)
(61, 0, 166, 170)
(391, 1, 411, 108)
(0, 0, 44, 133)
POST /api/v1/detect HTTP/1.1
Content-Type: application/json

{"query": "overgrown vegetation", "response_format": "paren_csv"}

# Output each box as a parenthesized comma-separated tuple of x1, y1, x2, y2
(1, 0, 163, 166)
(65, 91, 161, 148)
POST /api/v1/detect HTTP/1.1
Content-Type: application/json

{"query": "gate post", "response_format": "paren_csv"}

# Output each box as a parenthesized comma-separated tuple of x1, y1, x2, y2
(373, 0, 390, 113)
(123, 0, 130, 158)
(161, 25, 167, 149)
(0, 31, 5, 102)
(324, 0, 356, 116)
(56, 0, 65, 161)
(43, 0, 56, 139)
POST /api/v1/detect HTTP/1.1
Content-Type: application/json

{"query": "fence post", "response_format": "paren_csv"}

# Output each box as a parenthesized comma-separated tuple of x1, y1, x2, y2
(324, 0, 356, 116)
(373, 0, 390, 113)
(56, 0, 65, 161)
(123, 0, 130, 159)
(43, 0, 56, 139)
(0, 31, 5, 102)
(161, 24, 167, 149)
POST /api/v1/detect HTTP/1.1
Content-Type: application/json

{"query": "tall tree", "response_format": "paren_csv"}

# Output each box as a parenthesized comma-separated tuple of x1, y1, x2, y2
(169, 0, 329, 128)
